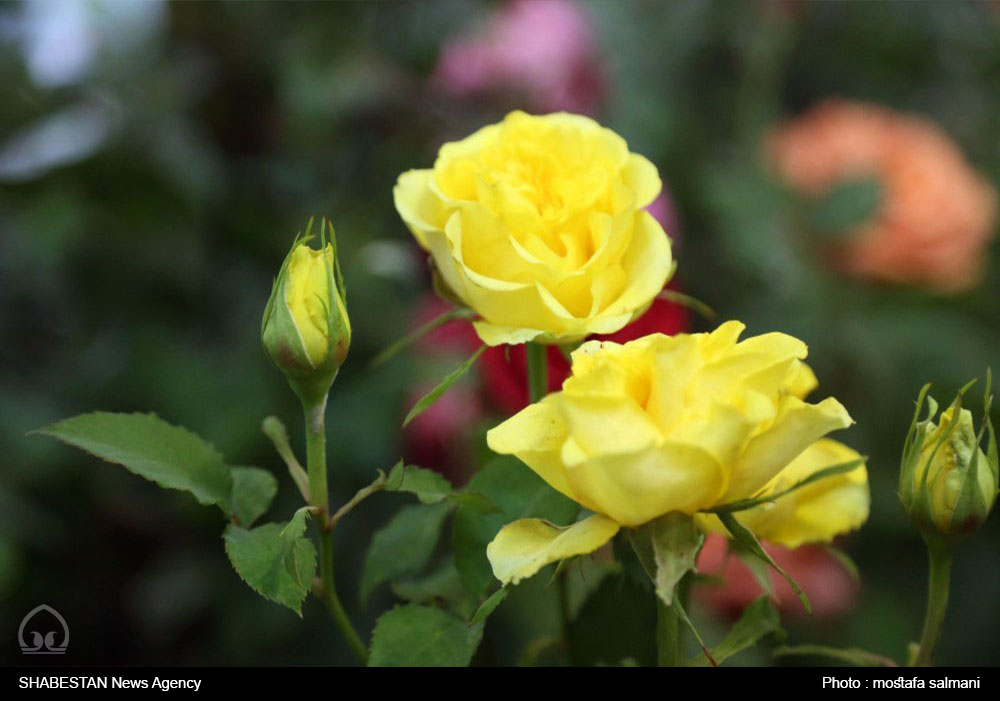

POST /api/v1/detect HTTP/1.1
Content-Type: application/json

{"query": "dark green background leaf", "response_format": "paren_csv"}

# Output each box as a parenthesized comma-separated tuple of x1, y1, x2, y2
(368, 604, 481, 667)
(569, 573, 656, 667)
(361, 501, 453, 603)
(452, 457, 579, 596)
(807, 177, 883, 237)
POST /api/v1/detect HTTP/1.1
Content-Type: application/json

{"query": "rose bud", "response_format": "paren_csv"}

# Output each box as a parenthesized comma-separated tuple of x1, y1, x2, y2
(899, 379, 998, 543)
(261, 219, 351, 406)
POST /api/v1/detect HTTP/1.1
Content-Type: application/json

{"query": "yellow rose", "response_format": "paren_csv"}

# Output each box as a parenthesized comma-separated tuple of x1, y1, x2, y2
(485, 321, 859, 585)
(698, 439, 870, 548)
(261, 224, 351, 404)
(394, 111, 673, 346)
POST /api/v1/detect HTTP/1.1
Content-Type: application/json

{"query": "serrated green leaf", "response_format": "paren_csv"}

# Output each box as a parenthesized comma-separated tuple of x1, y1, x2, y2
(403, 345, 486, 427)
(469, 587, 508, 626)
(386, 462, 454, 504)
(718, 511, 810, 613)
(34, 412, 233, 513)
(361, 501, 453, 603)
(773, 644, 898, 667)
(807, 177, 882, 237)
(223, 518, 317, 616)
(688, 597, 782, 667)
(368, 604, 481, 667)
(230, 467, 278, 527)
(453, 457, 579, 596)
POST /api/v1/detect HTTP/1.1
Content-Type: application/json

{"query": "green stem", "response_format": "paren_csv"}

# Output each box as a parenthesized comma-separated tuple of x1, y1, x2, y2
(318, 527, 369, 665)
(304, 399, 368, 665)
(525, 342, 548, 403)
(913, 543, 953, 667)
(656, 598, 681, 667)
(526, 342, 573, 645)
(305, 400, 328, 513)
(657, 575, 692, 667)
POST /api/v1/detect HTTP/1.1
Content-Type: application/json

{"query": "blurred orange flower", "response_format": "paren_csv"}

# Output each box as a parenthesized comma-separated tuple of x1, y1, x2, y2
(769, 100, 997, 292)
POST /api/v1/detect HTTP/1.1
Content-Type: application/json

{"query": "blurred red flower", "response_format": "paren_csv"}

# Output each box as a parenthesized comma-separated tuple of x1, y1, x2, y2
(695, 533, 859, 619)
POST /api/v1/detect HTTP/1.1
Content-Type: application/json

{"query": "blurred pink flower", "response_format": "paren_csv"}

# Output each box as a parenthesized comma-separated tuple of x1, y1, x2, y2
(431, 0, 603, 114)
(695, 533, 859, 619)
(646, 192, 681, 246)
(401, 374, 482, 485)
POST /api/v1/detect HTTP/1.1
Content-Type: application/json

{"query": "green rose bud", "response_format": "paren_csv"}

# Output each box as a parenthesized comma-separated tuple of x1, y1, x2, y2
(899, 376, 998, 544)
(262, 218, 351, 406)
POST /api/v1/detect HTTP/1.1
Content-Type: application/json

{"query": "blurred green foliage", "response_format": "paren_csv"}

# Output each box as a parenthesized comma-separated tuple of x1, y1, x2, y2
(1, 0, 998, 666)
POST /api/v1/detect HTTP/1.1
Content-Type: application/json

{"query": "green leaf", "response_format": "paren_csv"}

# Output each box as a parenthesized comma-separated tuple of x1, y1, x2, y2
(469, 587, 508, 626)
(261, 416, 309, 502)
(390, 559, 479, 621)
(33, 412, 233, 513)
(807, 176, 883, 237)
(223, 514, 317, 616)
(453, 457, 579, 595)
(688, 597, 782, 667)
(718, 512, 811, 613)
(824, 546, 861, 585)
(370, 307, 476, 369)
(386, 462, 454, 504)
(403, 345, 486, 427)
(569, 572, 656, 667)
(657, 289, 717, 320)
(361, 501, 453, 603)
(773, 644, 898, 667)
(368, 604, 481, 667)
(230, 467, 278, 528)
(734, 546, 775, 596)
(652, 513, 704, 606)
(673, 595, 715, 666)
(706, 457, 866, 514)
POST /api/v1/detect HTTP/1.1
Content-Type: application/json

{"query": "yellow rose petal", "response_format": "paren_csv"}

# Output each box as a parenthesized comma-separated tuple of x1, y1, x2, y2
(393, 169, 445, 249)
(487, 400, 578, 502)
(700, 439, 869, 548)
(563, 442, 727, 526)
(725, 396, 854, 501)
(487, 514, 620, 586)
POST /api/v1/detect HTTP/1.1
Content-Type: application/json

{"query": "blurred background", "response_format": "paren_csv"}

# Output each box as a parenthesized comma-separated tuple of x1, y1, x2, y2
(2, 0, 999, 667)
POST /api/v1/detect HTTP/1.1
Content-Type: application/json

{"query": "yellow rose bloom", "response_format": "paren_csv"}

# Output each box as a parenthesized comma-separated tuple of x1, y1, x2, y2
(485, 322, 861, 585)
(394, 110, 673, 346)
(698, 439, 870, 548)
